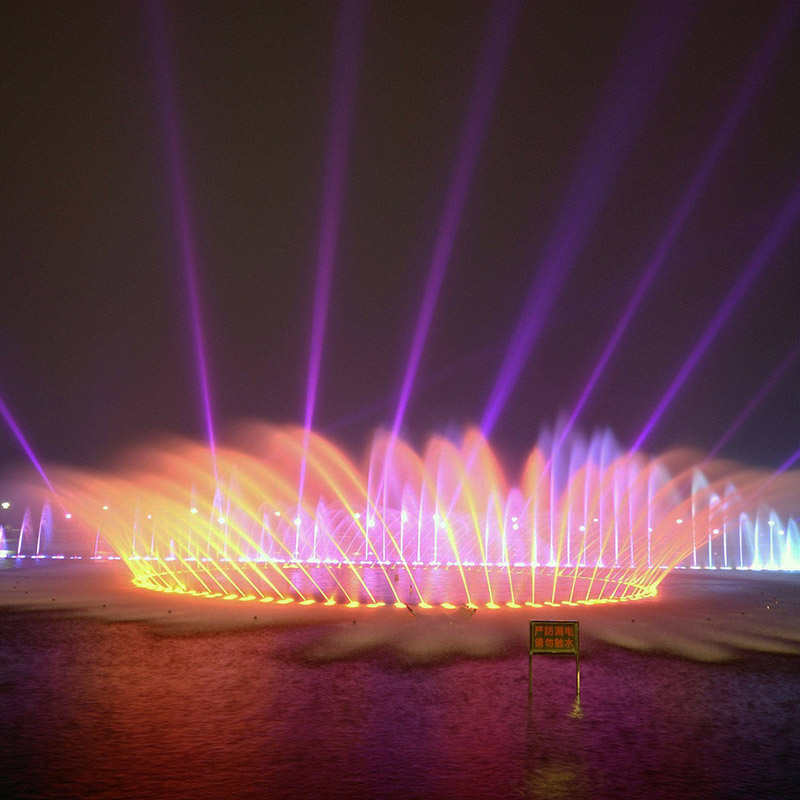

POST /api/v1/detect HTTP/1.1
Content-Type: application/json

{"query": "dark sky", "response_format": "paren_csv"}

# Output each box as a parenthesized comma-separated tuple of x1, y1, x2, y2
(1, 0, 799, 476)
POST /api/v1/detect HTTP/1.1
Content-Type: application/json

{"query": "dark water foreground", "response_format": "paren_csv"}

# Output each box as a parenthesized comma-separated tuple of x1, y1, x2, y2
(1, 562, 799, 799)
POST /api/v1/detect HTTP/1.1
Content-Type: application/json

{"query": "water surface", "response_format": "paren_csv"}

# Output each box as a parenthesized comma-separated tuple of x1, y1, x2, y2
(1, 563, 799, 799)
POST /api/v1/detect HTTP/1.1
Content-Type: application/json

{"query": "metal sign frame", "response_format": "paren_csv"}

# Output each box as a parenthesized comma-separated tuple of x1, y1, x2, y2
(528, 620, 580, 697)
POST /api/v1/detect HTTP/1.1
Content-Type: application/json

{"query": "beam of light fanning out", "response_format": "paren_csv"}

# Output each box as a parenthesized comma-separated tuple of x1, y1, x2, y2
(707, 335, 800, 460)
(633, 172, 800, 453)
(480, 1, 693, 438)
(552, 0, 800, 456)
(148, 0, 218, 480)
(298, 0, 367, 519)
(0, 393, 56, 494)
(389, 0, 523, 443)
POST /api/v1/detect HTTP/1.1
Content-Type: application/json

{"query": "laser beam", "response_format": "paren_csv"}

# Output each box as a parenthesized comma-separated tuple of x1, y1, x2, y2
(389, 0, 522, 444)
(552, 0, 800, 456)
(480, 0, 692, 438)
(0, 392, 56, 494)
(633, 171, 800, 453)
(708, 335, 800, 460)
(148, 0, 218, 480)
(298, 0, 367, 521)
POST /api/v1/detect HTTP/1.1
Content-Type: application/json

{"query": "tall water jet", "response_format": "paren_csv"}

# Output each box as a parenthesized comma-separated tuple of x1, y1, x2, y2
(35, 499, 52, 557)
(16, 507, 33, 557)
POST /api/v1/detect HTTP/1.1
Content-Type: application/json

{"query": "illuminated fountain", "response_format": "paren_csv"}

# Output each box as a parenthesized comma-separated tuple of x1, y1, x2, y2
(684, 507, 800, 571)
(22, 422, 790, 610)
(15, 507, 33, 558)
(34, 499, 52, 558)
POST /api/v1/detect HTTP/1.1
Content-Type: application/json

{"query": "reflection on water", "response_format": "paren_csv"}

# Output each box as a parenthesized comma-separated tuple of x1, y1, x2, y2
(1, 573, 800, 799)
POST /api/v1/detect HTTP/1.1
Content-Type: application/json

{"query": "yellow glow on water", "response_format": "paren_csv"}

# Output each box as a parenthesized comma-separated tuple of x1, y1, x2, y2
(133, 567, 659, 613)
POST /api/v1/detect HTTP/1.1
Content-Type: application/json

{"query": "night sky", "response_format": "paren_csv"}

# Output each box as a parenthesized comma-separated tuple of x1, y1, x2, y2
(1, 0, 799, 478)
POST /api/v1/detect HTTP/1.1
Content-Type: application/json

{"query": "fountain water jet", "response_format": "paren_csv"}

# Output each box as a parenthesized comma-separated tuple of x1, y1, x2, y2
(42, 423, 800, 609)
(15, 507, 33, 557)
(35, 499, 52, 557)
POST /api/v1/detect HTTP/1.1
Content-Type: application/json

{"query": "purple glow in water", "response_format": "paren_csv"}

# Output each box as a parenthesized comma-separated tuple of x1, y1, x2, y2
(298, 0, 367, 518)
(633, 172, 800, 453)
(389, 0, 522, 444)
(148, 0, 218, 479)
(552, 0, 799, 459)
(480, 1, 691, 438)
(0, 393, 56, 494)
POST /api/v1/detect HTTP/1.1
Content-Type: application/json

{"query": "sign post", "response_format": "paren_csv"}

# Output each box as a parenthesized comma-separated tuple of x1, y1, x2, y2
(528, 620, 580, 697)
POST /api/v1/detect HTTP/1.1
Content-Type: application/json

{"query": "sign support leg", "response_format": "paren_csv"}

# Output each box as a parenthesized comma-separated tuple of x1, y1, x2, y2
(528, 652, 533, 698)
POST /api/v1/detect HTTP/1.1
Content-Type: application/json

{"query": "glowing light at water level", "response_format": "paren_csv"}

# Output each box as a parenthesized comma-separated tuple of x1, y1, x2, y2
(39, 423, 800, 610)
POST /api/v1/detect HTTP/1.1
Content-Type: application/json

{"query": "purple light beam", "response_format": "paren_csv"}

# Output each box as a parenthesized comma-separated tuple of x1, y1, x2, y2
(388, 0, 523, 444)
(148, 0, 218, 479)
(480, 0, 692, 438)
(707, 335, 800, 461)
(632, 171, 800, 453)
(776, 439, 800, 476)
(298, 1, 366, 511)
(325, 340, 502, 434)
(552, 0, 800, 457)
(0, 393, 56, 494)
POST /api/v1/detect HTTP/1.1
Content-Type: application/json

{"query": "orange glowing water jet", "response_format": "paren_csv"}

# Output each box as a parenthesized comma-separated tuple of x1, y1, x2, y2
(38, 423, 800, 610)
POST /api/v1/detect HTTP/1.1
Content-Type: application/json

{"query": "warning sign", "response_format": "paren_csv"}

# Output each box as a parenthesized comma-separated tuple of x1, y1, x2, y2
(529, 620, 579, 654)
